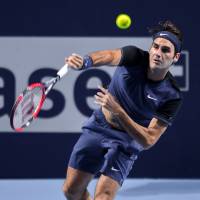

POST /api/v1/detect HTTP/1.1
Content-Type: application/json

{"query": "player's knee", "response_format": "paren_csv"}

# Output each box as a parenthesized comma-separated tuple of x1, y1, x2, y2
(63, 184, 78, 199)
(94, 190, 114, 200)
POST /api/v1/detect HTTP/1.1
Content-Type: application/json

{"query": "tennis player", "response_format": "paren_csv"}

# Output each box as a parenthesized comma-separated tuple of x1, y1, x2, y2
(63, 20, 183, 200)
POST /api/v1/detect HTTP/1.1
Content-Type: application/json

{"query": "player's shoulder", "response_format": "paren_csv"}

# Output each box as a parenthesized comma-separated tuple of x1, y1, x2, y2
(119, 45, 149, 67)
(167, 72, 181, 91)
(166, 72, 182, 99)
(121, 45, 148, 56)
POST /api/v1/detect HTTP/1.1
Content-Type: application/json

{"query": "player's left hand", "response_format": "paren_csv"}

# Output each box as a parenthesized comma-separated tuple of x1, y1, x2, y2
(94, 86, 123, 115)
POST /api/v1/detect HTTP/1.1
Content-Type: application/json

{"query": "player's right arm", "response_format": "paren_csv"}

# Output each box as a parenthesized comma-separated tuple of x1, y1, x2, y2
(65, 46, 147, 70)
(88, 49, 122, 66)
(65, 49, 122, 70)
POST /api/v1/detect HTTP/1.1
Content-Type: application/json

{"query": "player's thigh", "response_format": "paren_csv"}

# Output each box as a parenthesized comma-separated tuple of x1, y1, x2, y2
(94, 174, 120, 200)
(63, 166, 94, 193)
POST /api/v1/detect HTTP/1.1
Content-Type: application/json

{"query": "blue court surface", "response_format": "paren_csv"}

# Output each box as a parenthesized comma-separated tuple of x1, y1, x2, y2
(0, 179, 200, 200)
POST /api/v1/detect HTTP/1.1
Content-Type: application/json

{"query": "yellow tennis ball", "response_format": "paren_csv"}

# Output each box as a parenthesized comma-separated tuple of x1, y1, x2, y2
(116, 14, 132, 29)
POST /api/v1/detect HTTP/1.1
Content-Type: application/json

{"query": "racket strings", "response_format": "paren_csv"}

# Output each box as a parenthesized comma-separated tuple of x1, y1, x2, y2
(13, 87, 44, 128)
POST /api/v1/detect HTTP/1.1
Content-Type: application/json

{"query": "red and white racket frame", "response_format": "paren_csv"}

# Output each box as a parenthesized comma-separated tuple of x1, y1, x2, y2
(10, 83, 46, 132)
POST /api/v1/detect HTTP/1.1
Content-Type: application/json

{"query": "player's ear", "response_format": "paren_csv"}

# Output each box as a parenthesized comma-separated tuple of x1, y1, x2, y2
(173, 52, 181, 63)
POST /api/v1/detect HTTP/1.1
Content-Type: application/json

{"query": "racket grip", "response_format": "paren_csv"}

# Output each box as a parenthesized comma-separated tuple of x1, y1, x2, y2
(57, 64, 69, 79)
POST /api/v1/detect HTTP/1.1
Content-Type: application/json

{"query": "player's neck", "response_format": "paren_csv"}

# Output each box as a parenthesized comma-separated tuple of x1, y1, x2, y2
(147, 68, 168, 82)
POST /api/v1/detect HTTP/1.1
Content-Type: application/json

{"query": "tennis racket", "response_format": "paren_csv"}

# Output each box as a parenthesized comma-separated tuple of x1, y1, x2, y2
(10, 64, 70, 132)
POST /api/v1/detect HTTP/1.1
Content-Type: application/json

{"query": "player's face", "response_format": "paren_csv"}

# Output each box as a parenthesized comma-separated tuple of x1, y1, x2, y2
(149, 38, 180, 71)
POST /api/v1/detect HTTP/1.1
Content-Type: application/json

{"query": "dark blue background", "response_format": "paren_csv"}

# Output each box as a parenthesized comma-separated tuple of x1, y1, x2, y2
(0, 0, 199, 178)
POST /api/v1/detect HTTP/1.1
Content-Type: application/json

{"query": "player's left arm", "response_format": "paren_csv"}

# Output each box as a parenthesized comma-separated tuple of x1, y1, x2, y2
(95, 86, 182, 149)
(115, 114, 168, 149)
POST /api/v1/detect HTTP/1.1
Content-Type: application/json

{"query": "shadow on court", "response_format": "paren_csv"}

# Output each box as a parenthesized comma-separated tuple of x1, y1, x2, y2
(118, 180, 200, 197)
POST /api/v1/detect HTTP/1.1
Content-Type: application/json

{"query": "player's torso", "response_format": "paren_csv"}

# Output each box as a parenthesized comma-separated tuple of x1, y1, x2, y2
(108, 65, 178, 127)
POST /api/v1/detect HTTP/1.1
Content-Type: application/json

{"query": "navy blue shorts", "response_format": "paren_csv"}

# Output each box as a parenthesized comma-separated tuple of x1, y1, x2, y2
(68, 114, 139, 185)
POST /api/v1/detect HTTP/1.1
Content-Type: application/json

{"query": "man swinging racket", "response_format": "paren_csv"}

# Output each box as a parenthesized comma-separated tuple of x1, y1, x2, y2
(63, 20, 183, 200)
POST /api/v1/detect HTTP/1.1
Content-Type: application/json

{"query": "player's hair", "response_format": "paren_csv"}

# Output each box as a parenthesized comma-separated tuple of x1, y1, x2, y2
(148, 20, 183, 43)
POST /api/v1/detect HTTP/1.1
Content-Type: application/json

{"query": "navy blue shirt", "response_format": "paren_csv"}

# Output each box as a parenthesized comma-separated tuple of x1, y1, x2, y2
(83, 45, 182, 152)
(108, 45, 182, 127)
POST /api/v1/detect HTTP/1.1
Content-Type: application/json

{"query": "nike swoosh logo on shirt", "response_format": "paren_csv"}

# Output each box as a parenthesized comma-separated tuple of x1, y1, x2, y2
(147, 94, 158, 101)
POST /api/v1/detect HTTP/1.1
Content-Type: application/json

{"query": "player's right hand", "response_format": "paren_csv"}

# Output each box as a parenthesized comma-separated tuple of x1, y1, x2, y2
(65, 53, 84, 70)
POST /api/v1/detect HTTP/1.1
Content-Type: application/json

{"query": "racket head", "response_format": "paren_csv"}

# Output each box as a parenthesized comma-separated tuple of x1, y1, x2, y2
(10, 83, 46, 132)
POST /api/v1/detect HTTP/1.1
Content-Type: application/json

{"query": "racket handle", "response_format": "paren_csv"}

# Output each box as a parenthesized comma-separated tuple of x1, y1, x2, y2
(57, 64, 69, 79)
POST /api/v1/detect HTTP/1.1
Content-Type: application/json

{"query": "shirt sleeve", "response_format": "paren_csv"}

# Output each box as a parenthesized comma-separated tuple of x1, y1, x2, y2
(119, 45, 148, 67)
(154, 98, 182, 126)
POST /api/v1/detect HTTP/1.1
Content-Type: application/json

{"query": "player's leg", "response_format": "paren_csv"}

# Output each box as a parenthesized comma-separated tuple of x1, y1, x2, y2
(94, 140, 137, 200)
(63, 127, 105, 200)
(63, 166, 94, 200)
(94, 174, 120, 200)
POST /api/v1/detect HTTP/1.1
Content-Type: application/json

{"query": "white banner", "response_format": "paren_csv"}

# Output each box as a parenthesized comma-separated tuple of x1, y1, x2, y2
(0, 37, 188, 132)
